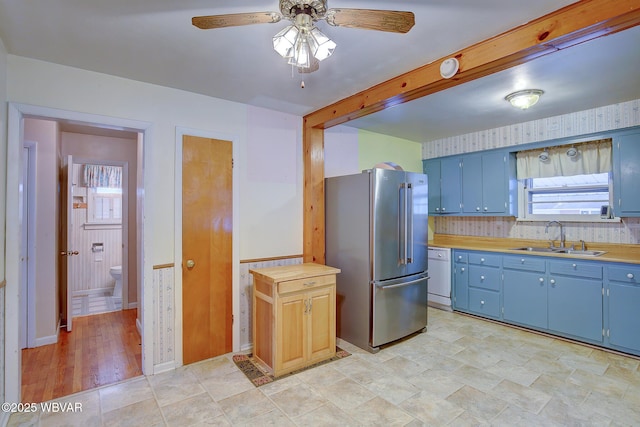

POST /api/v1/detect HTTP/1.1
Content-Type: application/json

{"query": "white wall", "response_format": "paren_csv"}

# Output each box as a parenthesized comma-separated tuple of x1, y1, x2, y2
(7, 55, 303, 263)
(24, 118, 60, 342)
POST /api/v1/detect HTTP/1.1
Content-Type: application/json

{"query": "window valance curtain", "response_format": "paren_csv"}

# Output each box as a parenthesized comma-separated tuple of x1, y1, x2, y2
(84, 165, 122, 188)
(516, 139, 612, 179)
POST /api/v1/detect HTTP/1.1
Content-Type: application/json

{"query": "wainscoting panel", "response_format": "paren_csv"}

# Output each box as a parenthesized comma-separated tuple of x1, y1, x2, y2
(239, 256, 303, 350)
(71, 208, 122, 294)
(152, 265, 175, 369)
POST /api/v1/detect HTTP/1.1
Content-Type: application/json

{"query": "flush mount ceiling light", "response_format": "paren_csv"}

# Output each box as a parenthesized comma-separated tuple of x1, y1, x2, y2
(192, 1, 415, 75)
(505, 89, 544, 110)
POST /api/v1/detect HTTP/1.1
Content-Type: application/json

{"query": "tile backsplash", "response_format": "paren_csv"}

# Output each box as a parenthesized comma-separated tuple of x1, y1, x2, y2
(423, 99, 640, 244)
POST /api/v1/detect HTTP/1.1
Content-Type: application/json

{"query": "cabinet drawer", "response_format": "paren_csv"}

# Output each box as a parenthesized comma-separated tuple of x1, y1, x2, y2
(468, 253, 501, 267)
(607, 265, 640, 284)
(503, 255, 546, 273)
(454, 252, 468, 264)
(468, 265, 501, 291)
(469, 288, 500, 318)
(278, 275, 335, 294)
(549, 260, 602, 279)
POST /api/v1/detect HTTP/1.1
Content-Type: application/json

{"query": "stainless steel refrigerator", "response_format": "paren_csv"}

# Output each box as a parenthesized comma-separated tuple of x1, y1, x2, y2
(326, 168, 429, 353)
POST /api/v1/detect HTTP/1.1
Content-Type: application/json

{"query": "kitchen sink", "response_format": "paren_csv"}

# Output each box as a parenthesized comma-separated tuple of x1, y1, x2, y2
(509, 247, 607, 256)
(564, 249, 607, 257)
(509, 247, 562, 253)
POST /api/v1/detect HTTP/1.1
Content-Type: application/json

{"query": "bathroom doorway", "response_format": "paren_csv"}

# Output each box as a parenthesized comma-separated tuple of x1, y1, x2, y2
(64, 159, 128, 324)
(16, 116, 145, 403)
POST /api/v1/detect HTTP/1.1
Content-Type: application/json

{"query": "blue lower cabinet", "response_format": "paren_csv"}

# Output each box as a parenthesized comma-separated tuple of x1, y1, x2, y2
(607, 265, 640, 355)
(453, 251, 469, 310)
(548, 275, 603, 343)
(468, 288, 500, 319)
(503, 269, 547, 329)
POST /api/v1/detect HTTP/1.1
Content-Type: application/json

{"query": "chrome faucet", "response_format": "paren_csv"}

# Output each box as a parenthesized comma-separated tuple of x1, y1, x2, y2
(545, 220, 565, 248)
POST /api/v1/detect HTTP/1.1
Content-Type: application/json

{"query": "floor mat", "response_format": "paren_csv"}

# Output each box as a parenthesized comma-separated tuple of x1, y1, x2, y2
(233, 347, 351, 387)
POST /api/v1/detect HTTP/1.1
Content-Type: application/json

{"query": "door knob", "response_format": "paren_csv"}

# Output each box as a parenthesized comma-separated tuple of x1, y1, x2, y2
(186, 259, 195, 269)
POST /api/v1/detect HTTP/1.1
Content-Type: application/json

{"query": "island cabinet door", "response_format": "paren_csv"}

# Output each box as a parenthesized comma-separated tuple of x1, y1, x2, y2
(308, 285, 336, 364)
(276, 292, 307, 374)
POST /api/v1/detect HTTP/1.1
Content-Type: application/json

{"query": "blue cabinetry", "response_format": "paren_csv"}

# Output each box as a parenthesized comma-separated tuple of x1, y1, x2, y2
(503, 255, 547, 329)
(606, 264, 640, 353)
(548, 260, 603, 343)
(461, 151, 517, 216)
(423, 157, 461, 215)
(452, 251, 469, 310)
(467, 253, 501, 318)
(613, 131, 640, 216)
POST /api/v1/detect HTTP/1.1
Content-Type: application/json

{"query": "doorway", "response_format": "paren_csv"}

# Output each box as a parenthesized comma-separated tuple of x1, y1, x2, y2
(5, 103, 152, 405)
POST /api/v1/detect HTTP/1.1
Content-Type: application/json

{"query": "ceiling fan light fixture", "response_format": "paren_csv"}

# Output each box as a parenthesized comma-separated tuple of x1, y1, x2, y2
(505, 89, 544, 110)
(272, 24, 300, 58)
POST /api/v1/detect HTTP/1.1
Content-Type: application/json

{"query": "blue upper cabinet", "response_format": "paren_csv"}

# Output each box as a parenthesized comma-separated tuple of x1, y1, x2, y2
(461, 151, 517, 216)
(423, 157, 461, 215)
(613, 131, 640, 217)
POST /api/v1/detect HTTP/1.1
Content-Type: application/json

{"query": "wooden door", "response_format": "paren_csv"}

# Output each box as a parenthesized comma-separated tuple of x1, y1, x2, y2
(182, 135, 233, 364)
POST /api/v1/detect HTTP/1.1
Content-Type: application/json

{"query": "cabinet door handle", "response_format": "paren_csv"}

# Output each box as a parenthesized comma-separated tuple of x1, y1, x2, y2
(480, 300, 485, 305)
(304, 281, 316, 287)
(460, 267, 465, 272)
(521, 258, 525, 263)
(539, 277, 544, 283)
(480, 258, 485, 263)
(572, 263, 577, 268)
(304, 299, 309, 314)
(550, 279, 556, 285)
(480, 275, 485, 280)
(476, 207, 480, 211)
(627, 273, 634, 279)
(484, 207, 488, 211)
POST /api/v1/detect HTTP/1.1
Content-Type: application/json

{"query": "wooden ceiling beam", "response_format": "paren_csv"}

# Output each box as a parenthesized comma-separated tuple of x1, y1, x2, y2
(303, 0, 640, 264)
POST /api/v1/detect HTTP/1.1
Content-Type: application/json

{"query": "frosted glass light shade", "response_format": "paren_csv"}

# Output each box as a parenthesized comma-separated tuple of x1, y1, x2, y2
(505, 89, 544, 110)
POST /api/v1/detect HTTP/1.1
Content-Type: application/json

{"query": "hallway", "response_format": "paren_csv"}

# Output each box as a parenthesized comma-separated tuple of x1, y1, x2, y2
(21, 309, 142, 403)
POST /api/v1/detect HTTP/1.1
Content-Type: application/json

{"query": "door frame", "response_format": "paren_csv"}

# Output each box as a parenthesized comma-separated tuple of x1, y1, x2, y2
(20, 141, 37, 349)
(174, 127, 241, 367)
(5, 102, 153, 404)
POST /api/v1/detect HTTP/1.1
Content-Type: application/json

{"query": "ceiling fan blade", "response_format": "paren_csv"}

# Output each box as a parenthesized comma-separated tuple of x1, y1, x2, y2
(192, 12, 281, 29)
(325, 9, 415, 33)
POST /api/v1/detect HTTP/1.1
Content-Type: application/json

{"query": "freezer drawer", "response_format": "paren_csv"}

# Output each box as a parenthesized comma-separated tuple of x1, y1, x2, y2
(372, 273, 428, 349)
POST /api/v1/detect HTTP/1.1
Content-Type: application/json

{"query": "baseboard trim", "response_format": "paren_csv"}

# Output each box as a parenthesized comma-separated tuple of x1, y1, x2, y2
(153, 361, 176, 375)
(136, 317, 142, 336)
(34, 332, 58, 347)
(240, 343, 253, 352)
(127, 302, 138, 310)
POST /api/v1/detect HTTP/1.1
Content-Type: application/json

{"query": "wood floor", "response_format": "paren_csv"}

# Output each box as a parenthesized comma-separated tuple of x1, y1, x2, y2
(21, 309, 142, 403)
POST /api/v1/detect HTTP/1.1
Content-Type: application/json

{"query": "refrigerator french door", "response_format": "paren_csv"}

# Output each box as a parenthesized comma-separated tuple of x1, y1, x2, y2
(326, 168, 429, 353)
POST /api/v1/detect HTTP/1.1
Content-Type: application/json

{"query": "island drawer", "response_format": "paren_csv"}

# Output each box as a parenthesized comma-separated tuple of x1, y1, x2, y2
(278, 274, 335, 294)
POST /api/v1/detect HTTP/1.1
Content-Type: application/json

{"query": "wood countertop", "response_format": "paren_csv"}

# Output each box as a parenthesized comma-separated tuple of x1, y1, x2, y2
(430, 234, 640, 265)
(249, 262, 341, 284)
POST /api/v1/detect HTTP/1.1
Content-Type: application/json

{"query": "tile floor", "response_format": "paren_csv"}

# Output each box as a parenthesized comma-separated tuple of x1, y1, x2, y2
(8, 308, 640, 426)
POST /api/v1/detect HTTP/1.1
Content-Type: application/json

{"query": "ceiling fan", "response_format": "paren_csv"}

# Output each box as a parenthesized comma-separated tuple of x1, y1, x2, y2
(192, 0, 415, 73)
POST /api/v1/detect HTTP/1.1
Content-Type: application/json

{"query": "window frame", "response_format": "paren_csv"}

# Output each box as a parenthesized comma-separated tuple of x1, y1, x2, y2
(516, 172, 618, 222)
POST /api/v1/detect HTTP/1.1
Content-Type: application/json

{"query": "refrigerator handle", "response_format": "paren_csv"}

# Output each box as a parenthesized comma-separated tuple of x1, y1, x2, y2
(401, 182, 408, 265)
(398, 183, 405, 265)
(407, 182, 413, 264)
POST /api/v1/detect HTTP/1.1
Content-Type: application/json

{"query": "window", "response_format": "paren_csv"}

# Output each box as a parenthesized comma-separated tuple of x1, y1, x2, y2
(521, 173, 611, 219)
(87, 187, 122, 225)
(516, 139, 613, 221)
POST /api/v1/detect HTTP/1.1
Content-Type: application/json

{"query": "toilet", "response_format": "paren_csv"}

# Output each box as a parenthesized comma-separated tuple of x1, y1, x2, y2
(109, 265, 122, 299)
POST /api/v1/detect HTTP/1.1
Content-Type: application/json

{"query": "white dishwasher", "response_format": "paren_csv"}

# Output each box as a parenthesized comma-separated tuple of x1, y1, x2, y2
(427, 247, 452, 310)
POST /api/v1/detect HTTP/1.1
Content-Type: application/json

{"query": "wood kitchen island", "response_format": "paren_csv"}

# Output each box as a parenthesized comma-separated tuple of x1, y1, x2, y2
(250, 263, 340, 377)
